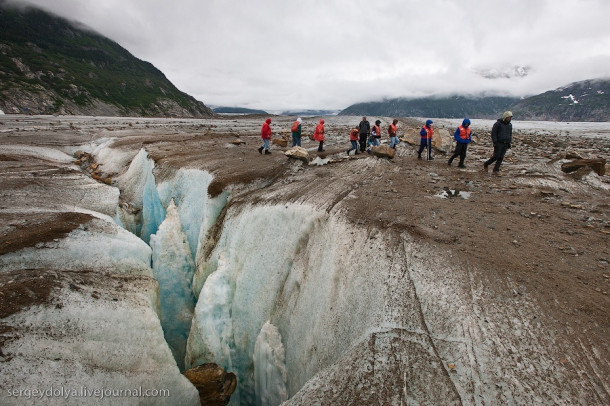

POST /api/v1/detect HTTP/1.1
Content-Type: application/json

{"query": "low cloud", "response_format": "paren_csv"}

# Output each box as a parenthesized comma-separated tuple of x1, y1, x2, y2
(8, 0, 610, 110)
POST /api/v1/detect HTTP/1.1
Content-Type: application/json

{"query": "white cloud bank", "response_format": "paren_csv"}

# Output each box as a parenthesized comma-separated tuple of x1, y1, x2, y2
(8, 0, 610, 110)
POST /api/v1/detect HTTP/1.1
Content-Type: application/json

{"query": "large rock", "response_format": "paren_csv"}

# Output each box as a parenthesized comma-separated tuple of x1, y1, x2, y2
(561, 158, 606, 176)
(399, 128, 420, 145)
(183, 363, 237, 406)
(285, 146, 310, 163)
(432, 128, 452, 152)
(400, 127, 452, 153)
(272, 138, 288, 147)
(371, 145, 395, 159)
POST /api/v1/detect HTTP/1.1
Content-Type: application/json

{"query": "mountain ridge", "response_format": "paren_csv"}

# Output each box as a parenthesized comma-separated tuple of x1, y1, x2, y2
(339, 79, 610, 121)
(0, 2, 213, 117)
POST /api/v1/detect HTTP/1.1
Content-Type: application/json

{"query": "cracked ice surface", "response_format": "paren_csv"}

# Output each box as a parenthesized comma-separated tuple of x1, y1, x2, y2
(0, 215, 152, 275)
(0, 275, 199, 406)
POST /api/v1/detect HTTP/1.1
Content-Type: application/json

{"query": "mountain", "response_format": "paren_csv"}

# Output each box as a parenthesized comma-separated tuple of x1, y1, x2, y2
(509, 79, 610, 122)
(0, 1, 213, 117)
(280, 109, 341, 116)
(338, 96, 519, 119)
(213, 106, 268, 115)
(339, 79, 610, 122)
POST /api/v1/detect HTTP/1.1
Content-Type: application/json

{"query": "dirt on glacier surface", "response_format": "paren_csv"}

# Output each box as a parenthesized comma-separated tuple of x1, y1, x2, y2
(0, 114, 609, 404)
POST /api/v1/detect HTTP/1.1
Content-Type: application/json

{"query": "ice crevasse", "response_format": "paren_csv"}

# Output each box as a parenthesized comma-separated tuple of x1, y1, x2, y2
(186, 203, 395, 405)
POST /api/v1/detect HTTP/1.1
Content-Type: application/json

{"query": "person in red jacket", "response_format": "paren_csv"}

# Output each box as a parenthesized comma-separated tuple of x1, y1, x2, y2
(313, 119, 325, 152)
(347, 127, 359, 155)
(258, 118, 272, 155)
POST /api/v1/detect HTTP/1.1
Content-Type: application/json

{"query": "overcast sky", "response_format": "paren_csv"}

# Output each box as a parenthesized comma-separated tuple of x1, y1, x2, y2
(10, 0, 610, 111)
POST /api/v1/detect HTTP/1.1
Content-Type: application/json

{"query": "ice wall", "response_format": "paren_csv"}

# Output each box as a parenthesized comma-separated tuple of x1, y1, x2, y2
(115, 149, 166, 244)
(186, 204, 392, 405)
(150, 199, 196, 371)
(157, 168, 229, 263)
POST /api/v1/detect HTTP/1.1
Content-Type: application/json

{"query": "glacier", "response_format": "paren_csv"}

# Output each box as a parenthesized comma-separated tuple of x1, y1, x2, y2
(1, 115, 609, 406)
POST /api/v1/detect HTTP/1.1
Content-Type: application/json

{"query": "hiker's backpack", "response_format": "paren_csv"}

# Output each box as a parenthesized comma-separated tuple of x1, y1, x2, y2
(291, 121, 299, 132)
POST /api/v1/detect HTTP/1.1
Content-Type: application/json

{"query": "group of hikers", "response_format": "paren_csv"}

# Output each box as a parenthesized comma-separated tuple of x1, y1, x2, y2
(259, 111, 514, 174)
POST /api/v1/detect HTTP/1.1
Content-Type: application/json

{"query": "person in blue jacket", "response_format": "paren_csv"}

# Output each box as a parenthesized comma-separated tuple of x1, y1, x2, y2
(448, 118, 473, 168)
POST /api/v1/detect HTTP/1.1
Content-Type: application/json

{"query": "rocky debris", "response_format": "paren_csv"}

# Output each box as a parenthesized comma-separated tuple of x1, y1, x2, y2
(285, 146, 310, 163)
(370, 145, 395, 159)
(183, 363, 237, 406)
(561, 158, 607, 176)
(73, 151, 112, 184)
(231, 138, 245, 145)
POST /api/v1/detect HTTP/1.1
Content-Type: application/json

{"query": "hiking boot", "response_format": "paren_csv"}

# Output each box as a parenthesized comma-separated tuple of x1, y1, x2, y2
(428, 156, 434, 160)
(447, 159, 453, 166)
(265, 150, 271, 155)
(417, 154, 422, 160)
(258, 146, 263, 154)
(483, 163, 489, 172)
(347, 149, 350, 156)
(492, 170, 502, 176)
(458, 163, 466, 168)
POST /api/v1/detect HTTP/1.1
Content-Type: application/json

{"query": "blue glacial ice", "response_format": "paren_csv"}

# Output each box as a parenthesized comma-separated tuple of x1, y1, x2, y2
(150, 199, 196, 371)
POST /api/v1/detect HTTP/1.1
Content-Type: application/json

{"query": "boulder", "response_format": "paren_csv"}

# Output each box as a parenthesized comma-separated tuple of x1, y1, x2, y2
(371, 145, 395, 159)
(285, 146, 310, 163)
(432, 128, 452, 153)
(272, 138, 288, 147)
(183, 363, 237, 406)
(564, 150, 584, 160)
(399, 127, 452, 153)
(399, 128, 420, 145)
(231, 138, 245, 145)
(561, 158, 606, 176)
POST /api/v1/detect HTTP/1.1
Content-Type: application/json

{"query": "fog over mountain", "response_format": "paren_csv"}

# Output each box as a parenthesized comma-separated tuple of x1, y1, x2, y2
(7, 0, 610, 111)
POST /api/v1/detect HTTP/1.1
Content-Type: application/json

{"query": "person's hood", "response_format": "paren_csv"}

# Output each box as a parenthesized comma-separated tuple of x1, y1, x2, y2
(297, 117, 302, 123)
(502, 111, 513, 120)
(265, 118, 272, 124)
(319, 119, 324, 124)
(425, 119, 433, 127)
(462, 118, 471, 126)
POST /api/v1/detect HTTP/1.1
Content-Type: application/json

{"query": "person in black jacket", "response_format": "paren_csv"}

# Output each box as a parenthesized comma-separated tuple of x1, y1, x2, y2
(358, 117, 370, 152)
(484, 111, 513, 174)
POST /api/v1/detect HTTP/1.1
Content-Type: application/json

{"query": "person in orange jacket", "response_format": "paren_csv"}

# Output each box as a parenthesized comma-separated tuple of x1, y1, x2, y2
(448, 118, 473, 168)
(313, 119, 325, 152)
(418, 119, 434, 160)
(258, 118, 272, 155)
(347, 127, 359, 155)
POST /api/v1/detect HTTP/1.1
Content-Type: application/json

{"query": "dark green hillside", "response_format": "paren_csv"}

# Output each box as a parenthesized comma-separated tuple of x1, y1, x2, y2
(339, 96, 519, 119)
(0, 2, 213, 116)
